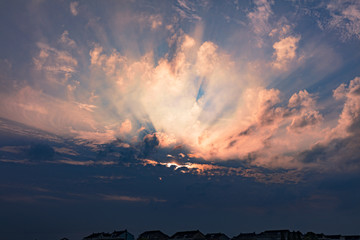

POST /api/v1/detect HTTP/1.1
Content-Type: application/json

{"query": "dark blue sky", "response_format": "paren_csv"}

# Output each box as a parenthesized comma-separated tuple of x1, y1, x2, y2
(1, 1, 360, 239)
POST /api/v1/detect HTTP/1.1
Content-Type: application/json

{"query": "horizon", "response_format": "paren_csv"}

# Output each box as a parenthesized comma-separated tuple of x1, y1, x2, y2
(1, 1, 360, 240)
(78, 228, 360, 240)
(83, 228, 358, 236)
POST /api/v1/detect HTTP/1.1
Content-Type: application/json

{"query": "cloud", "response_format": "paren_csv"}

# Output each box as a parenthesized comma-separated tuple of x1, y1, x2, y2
(0, 159, 30, 164)
(326, 0, 360, 40)
(155, 132, 177, 148)
(75, 102, 97, 112)
(188, 86, 327, 169)
(148, 15, 163, 30)
(53, 147, 79, 156)
(1, 8, 359, 175)
(70, 2, 79, 16)
(142, 133, 160, 157)
(272, 35, 301, 70)
(33, 42, 77, 84)
(70, 129, 117, 145)
(89, 43, 153, 94)
(2, 4, 360, 237)
(59, 30, 76, 48)
(53, 159, 117, 166)
(334, 77, 360, 134)
(252, 88, 282, 125)
(247, 0, 273, 46)
(196, 41, 218, 77)
(288, 110, 323, 132)
(0, 146, 27, 154)
(140, 157, 303, 184)
(287, 90, 323, 132)
(119, 119, 132, 134)
(263, 77, 360, 171)
(28, 143, 55, 161)
(288, 90, 315, 108)
(269, 22, 292, 39)
(0, 33, 334, 170)
(0, 86, 100, 137)
(297, 134, 360, 172)
(101, 194, 166, 203)
(333, 83, 348, 100)
(0, 195, 66, 203)
(175, 0, 202, 21)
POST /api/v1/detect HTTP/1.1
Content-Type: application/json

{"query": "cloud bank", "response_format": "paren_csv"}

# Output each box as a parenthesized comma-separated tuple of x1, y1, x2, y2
(0, 0, 359, 174)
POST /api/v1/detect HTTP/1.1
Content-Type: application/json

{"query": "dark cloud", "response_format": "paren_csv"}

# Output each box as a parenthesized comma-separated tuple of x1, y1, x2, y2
(1, 117, 360, 240)
(1, 0, 360, 239)
(238, 125, 257, 137)
(142, 133, 160, 157)
(27, 143, 55, 161)
(298, 135, 360, 171)
(298, 145, 327, 164)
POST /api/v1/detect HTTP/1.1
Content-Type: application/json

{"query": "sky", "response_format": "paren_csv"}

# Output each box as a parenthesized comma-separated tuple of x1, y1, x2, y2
(1, 0, 360, 239)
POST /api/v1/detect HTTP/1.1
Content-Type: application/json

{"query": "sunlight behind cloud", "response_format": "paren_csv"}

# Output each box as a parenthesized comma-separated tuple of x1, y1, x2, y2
(0, 0, 360, 172)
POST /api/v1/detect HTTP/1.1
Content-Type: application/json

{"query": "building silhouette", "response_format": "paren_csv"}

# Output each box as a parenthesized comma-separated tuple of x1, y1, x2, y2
(81, 229, 360, 240)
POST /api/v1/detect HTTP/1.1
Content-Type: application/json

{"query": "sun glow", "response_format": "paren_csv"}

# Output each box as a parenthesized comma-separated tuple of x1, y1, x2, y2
(1, 1, 359, 171)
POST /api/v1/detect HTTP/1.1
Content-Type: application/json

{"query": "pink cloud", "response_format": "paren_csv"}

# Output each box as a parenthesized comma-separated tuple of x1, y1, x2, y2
(334, 77, 360, 135)
(272, 36, 301, 70)
(33, 42, 78, 84)
(70, 2, 79, 16)
(119, 119, 132, 134)
(2, 27, 358, 173)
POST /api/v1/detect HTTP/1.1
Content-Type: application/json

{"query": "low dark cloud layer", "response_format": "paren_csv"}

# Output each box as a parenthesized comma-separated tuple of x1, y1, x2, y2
(1, 117, 360, 239)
